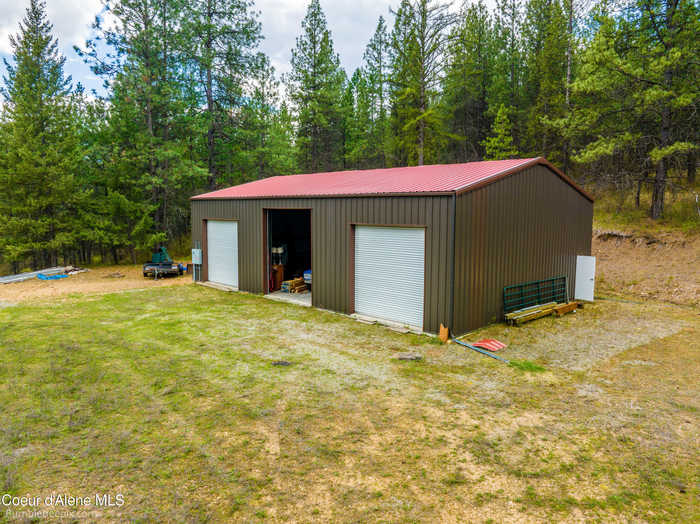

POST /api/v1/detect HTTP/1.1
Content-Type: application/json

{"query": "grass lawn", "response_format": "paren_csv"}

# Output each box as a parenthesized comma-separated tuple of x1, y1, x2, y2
(0, 285, 698, 522)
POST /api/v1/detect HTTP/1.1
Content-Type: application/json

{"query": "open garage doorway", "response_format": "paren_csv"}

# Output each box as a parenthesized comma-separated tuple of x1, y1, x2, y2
(265, 209, 312, 306)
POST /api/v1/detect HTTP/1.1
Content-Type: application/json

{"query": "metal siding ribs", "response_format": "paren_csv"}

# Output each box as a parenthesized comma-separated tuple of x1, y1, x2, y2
(190, 163, 592, 335)
(453, 164, 593, 334)
(191, 195, 453, 333)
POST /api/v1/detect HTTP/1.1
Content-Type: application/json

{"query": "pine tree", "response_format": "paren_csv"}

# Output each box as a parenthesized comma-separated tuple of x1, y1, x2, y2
(183, 0, 263, 188)
(491, 0, 523, 148)
(482, 104, 519, 160)
(267, 102, 298, 177)
(342, 69, 373, 170)
(560, 0, 586, 172)
(388, 0, 419, 166)
(363, 16, 390, 167)
(521, 0, 568, 159)
(563, 0, 699, 218)
(79, 0, 207, 246)
(442, 0, 494, 162)
(389, 0, 455, 166)
(236, 62, 297, 181)
(287, 0, 346, 173)
(0, 0, 88, 270)
(340, 74, 355, 170)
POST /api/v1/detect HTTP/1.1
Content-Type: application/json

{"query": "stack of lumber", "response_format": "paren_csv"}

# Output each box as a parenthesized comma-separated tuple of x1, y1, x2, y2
(505, 302, 557, 325)
(281, 277, 307, 293)
(505, 301, 581, 325)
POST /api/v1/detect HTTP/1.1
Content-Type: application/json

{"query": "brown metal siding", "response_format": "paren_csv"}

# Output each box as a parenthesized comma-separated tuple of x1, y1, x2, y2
(453, 165, 593, 334)
(191, 196, 454, 333)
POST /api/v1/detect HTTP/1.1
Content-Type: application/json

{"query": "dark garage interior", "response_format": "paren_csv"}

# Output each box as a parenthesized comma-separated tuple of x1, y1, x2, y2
(267, 209, 311, 292)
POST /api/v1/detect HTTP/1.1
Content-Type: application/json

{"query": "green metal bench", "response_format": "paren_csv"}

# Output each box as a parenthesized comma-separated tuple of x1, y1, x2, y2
(503, 276, 567, 317)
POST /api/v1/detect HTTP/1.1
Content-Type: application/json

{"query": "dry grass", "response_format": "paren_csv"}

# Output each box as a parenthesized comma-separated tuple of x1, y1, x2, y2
(594, 232, 700, 307)
(0, 264, 189, 303)
(455, 299, 688, 370)
(0, 283, 697, 522)
(591, 182, 700, 235)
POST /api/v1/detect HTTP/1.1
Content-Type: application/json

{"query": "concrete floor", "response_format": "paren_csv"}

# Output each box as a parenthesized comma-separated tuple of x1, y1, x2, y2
(264, 290, 312, 307)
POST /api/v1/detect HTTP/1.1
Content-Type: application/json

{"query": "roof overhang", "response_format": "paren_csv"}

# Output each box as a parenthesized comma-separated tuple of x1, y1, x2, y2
(454, 157, 593, 202)
(190, 157, 593, 203)
(191, 190, 457, 200)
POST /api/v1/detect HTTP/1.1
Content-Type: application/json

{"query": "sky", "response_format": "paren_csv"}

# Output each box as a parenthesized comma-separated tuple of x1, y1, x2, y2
(0, 0, 402, 96)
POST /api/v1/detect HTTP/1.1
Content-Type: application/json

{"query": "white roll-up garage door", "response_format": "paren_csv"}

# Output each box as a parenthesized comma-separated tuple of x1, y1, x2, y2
(354, 226, 425, 329)
(207, 220, 238, 288)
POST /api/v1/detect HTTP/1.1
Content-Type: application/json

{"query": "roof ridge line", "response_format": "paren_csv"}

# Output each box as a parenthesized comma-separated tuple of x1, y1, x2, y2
(452, 158, 537, 193)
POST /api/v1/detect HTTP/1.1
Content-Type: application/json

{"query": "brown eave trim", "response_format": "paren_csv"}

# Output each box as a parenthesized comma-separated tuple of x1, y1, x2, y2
(454, 157, 594, 202)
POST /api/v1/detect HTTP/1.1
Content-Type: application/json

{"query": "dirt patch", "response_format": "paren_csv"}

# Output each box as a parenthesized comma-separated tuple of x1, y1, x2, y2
(451, 300, 687, 371)
(0, 265, 189, 302)
(594, 231, 700, 306)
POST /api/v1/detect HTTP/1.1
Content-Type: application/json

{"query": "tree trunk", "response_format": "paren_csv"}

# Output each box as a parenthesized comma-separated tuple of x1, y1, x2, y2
(143, 12, 157, 233)
(688, 151, 696, 185)
(651, 63, 672, 219)
(565, 0, 573, 109)
(161, 0, 170, 238)
(635, 174, 646, 208)
(563, 0, 574, 173)
(418, 83, 425, 166)
(206, 71, 216, 189)
(378, 52, 386, 168)
(651, 160, 666, 219)
(206, 0, 217, 190)
(312, 125, 319, 172)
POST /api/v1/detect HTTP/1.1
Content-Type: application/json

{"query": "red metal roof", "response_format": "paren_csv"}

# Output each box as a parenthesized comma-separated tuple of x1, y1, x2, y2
(191, 157, 592, 201)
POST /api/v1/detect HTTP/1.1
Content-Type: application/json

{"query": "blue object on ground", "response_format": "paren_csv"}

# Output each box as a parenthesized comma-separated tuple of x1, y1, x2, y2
(0, 267, 66, 284)
(37, 273, 68, 281)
